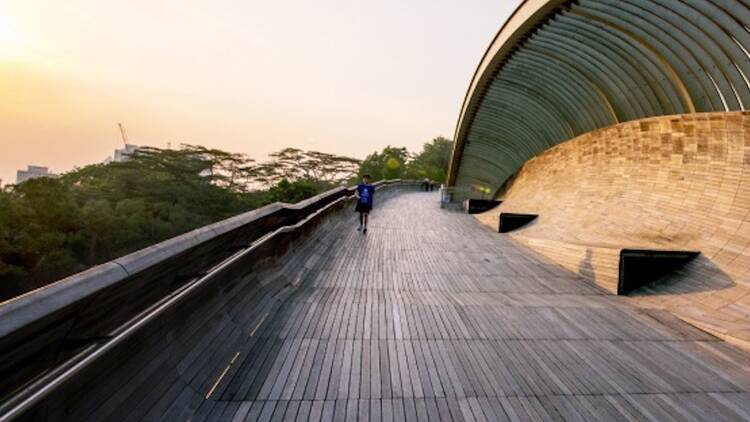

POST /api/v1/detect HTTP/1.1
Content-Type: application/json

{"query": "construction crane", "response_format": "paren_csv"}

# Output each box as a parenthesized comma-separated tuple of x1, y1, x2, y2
(117, 122, 129, 147)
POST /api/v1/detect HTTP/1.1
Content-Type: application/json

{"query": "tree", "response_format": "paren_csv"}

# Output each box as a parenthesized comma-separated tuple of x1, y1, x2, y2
(0, 145, 260, 301)
(0, 178, 83, 297)
(253, 148, 360, 187)
(0, 138, 452, 302)
(406, 136, 453, 182)
(178, 145, 256, 192)
(0, 144, 368, 302)
(358, 146, 410, 181)
(267, 179, 321, 204)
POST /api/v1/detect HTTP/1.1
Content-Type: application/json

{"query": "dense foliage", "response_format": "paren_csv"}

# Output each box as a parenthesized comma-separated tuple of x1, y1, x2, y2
(358, 137, 453, 183)
(0, 138, 452, 301)
(0, 146, 264, 300)
(406, 136, 453, 182)
(253, 148, 360, 186)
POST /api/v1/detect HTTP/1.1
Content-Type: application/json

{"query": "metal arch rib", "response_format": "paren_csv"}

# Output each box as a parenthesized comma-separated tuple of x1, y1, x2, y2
(449, 0, 750, 191)
(449, 0, 571, 186)
(471, 99, 566, 155)
(542, 20, 667, 116)
(568, 5, 705, 112)
(554, 14, 686, 115)
(531, 32, 655, 117)
(613, 0, 742, 109)
(494, 78, 590, 133)
(468, 111, 559, 160)
(512, 52, 618, 126)
(489, 82, 577, 138)
(578, 0, 724, 111)
(503, 59, 610, 129)
(662, 0, 750, 105)
(524, 41, 642, 120)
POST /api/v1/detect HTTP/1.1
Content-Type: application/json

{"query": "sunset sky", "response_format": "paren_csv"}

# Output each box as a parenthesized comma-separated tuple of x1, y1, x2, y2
(1, 0, 519, 185)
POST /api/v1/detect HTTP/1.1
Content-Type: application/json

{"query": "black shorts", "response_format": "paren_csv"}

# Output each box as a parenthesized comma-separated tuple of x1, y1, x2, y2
(355, 203, 372, 213)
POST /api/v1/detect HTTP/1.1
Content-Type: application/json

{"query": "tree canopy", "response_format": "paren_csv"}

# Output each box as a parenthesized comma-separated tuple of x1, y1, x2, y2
(0, 137, 452, 302)
(253, 148, 360, 187)
(358, 137, 454, 183)
(358, 146, 410, 181)
(407, 136, 453, 181)
(0, 146, 263, 300)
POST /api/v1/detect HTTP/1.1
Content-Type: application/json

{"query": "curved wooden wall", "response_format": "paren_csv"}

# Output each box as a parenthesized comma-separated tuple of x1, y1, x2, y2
(477, 112, 750, 347)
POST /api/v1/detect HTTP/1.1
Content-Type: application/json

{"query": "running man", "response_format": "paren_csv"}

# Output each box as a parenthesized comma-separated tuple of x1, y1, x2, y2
(355, 174, 375, 234)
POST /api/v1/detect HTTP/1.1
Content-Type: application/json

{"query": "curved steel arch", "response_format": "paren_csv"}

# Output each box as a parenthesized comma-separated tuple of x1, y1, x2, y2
(575, 0, 723, 111)
(499, 65, 601, 132)
(552, 16, 685, 114)
(448, 0, 750, 190)
(540, 26, 663, 115)
(525, 39, 647, 119)
(570, 6, 721, 112)
(511, 52, 618, 125)
(496, 73, 597, 133)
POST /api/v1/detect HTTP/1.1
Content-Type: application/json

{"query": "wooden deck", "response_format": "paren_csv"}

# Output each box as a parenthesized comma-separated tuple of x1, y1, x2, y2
(89, 191, 750, 421)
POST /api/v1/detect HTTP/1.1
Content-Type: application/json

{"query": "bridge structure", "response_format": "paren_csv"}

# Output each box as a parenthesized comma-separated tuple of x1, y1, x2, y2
(3, 1, 750, 421)
(451, 1, 750, 353)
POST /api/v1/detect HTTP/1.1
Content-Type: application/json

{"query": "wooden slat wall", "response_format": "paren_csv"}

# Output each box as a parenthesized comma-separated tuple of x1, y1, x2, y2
(477, 111, 750, 348)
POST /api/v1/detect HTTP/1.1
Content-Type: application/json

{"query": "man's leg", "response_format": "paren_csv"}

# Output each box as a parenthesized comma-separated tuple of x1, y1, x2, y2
(363, 212, 369, 233)
(357, 212, 363, 230)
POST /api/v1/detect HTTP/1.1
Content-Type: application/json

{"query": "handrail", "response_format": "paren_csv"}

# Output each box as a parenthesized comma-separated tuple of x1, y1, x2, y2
(0, 179, 415, 420)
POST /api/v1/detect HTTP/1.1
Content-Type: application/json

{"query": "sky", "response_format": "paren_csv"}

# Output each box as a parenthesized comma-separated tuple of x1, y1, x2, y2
(0, 0, 520, 185)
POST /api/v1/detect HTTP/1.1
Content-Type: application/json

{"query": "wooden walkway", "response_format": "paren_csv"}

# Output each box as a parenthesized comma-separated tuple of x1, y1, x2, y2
(121, 192, 750, 421)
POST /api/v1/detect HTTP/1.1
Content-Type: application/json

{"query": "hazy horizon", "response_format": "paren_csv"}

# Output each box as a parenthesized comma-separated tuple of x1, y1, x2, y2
(1, 0, 520, 185)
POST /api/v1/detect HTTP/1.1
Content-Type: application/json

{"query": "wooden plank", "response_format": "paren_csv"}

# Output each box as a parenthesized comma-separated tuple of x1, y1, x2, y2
(230, 336, 280, 401)
(38, 191, 750, 421)
(411, 340, 434, 398)
(306, 401, 323, 422)
(280, 340, 314, 400)
(346, 400, 359, 421)
(283, 401, 302, 422)
(269, 400, 289, 422)
(241, 401, 264, 422)
(291, 340, 319, 400)
(230, 402, 254, 422)
(350, 340, 363, 400)
(257, 401, 278, 422)
(403, 398, 418, 422)
(382, 399, 395, 422)
(338, 340, 354, 400)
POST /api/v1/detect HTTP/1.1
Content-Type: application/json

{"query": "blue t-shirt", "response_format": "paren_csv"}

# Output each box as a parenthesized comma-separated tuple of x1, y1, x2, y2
(357, 183, 375, 206)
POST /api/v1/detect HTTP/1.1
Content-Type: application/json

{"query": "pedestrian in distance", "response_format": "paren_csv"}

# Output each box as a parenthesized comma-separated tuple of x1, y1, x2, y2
(355, 174, 375, 234)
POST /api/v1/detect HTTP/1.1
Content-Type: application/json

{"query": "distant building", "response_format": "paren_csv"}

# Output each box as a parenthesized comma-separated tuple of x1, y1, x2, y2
(16, 166, 58, 184)
(104, 144, 141, 164)
(114, 144, 140, 162)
